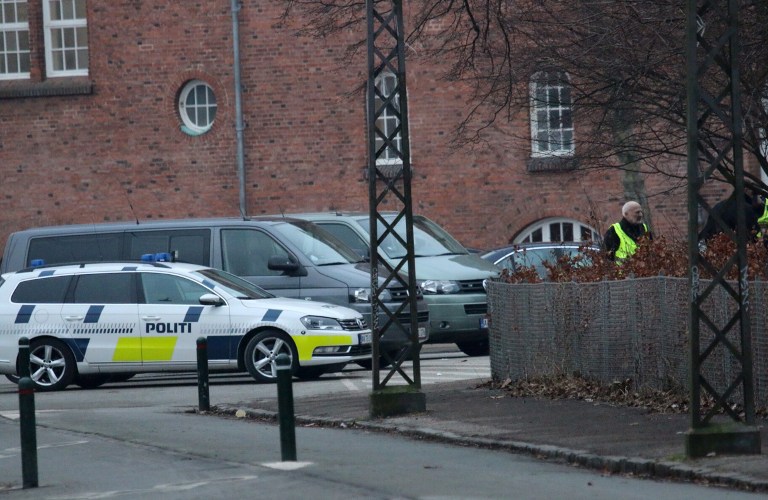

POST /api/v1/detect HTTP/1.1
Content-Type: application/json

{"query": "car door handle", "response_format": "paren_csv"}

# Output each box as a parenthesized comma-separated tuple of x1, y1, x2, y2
(142, 316, 161, 322)
(64, 315, 84, 321)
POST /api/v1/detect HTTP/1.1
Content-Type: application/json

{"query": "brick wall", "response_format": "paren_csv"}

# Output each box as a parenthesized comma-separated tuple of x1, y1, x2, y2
(0, 1, 757, 253)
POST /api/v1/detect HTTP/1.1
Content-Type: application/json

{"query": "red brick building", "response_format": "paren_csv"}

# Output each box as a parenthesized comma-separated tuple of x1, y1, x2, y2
(0, 1, 752, 252)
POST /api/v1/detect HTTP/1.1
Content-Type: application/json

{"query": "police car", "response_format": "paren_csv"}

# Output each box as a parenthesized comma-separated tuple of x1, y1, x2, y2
(0, 258, 372, 391)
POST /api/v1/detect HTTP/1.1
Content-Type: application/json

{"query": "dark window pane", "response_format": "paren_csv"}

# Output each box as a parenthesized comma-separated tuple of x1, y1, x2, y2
(126, 230, 210, 265)
(12, 276, 72, 303)
(320, 224, 368, 259)
(548, 88, 559, 105)
(28, 233, 123, 267)
(563, 223, 574, 241)
(550, 223, 561, 241)
(73, 273, 134, 304)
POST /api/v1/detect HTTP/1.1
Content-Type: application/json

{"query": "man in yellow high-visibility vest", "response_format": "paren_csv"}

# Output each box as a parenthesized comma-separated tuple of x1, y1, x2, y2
(602, 201, 651, 262)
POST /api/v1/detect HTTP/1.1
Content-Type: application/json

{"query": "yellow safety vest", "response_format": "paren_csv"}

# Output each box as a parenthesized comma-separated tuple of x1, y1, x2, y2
(758, 200, 768, 227)
(612, 222, 648, 261)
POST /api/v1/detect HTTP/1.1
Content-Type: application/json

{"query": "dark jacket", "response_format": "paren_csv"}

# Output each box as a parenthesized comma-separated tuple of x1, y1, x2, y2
(602, 218, 651, 261)
(698, 194, 761, 241)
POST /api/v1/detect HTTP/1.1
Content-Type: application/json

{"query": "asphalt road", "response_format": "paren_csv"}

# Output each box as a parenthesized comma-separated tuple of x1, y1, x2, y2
(0, 347, 761, 499)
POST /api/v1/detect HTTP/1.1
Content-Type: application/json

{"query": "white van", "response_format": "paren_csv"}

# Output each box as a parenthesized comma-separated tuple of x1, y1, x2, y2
(1, 217, 428, 362)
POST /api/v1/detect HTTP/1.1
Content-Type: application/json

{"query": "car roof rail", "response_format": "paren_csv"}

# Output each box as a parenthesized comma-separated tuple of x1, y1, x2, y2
(17, 260, 173, 273)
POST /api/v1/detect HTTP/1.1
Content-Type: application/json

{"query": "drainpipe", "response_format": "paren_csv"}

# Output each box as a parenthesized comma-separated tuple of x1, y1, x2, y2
(232, 0, 247, 218)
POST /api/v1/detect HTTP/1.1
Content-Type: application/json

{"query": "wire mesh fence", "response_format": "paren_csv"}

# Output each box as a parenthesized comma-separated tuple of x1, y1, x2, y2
(487, 277, 768, 408)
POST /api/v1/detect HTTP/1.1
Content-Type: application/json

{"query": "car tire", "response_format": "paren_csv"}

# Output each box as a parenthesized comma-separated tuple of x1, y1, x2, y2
(355, 350, 401, 370)
(243, 329, 297, 383)
(28, 338, 76, 391)
(295, 366, 328, 380)
(74, 373, 111, 389)
(108, 373, 136, 383)
(5, 374, 20, 384)
(456, 339, 489, 357)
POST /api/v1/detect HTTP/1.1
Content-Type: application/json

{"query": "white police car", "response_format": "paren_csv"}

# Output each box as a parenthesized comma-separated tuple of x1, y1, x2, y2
(0, 259, 372, 391)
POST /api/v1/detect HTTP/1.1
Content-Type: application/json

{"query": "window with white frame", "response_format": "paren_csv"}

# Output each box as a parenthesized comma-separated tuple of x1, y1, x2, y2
(530, 71, 574, 157)
(374, 72, 402, 164)
(178, 80, 217, 136)
(0, 0, 30, 80)
(514, 218, 598, 244)
(43, 0, 88, 77)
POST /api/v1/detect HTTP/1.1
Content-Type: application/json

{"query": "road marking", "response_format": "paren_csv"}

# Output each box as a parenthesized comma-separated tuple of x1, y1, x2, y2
(46, 475, 261, 499)
(261, 461, 313, 470)
(341, 378, 360, 391)
(0, 440, 89, 460)
(0, 409, 62, 421)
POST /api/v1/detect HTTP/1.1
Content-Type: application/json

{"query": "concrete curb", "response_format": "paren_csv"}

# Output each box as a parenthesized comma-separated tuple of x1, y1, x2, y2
(213, 405, 768, 494)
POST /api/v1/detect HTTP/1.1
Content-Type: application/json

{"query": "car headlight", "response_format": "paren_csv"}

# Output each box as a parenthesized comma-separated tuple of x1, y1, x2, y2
(351, 288, 392, 303)
(419, 279, 461, 294)
(300, 316, 343, 330)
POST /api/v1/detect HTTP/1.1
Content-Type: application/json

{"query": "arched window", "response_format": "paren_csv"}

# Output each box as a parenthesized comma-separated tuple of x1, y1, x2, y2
(514, 217, 598, 244)
(530, 71, 574, 157)
(179, 80, 217, 136)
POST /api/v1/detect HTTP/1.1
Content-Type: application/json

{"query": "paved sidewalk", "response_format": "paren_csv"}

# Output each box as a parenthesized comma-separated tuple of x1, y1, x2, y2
(220, 378, 768, 494)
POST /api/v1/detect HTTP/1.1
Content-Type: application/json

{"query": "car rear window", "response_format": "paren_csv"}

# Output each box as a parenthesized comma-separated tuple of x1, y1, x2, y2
(11, 276, 72, 303)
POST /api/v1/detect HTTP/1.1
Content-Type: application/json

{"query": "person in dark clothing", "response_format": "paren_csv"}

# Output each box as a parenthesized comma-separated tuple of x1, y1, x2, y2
(603, 201, 652, 261)
(698, 192, 764, 242)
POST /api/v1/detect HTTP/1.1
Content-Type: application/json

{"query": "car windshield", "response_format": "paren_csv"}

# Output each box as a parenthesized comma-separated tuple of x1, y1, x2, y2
(194, 268, 274, 299)
(355, 216, 468, 259)
(271, 220, 362, 265)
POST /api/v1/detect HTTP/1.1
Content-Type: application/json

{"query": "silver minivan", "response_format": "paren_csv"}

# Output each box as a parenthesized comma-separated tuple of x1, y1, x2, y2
(0, 217, 428, 362)
(288, 212, 500, 356)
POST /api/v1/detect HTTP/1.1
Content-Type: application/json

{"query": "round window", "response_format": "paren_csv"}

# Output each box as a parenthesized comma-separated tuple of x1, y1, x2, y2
(178, 80, 217, 135)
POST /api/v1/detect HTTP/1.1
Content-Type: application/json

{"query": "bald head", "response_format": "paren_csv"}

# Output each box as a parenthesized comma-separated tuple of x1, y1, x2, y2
(622, 201, 644, 225)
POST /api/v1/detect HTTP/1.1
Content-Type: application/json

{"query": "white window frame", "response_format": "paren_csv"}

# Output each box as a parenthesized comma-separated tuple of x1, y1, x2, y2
(529, 71, 574, 158)
(374, 71, 403, 165)
(42, 0, 88, 77)
(178, 80, 217, 136)
(514, 217, 598, 244)
(0, 0, 30, 80)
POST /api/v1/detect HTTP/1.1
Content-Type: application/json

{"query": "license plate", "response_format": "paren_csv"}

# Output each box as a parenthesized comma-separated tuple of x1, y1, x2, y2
(359, 333, 372, 345)
(479, 317, 489, 329)
(418, 327, 427, 341)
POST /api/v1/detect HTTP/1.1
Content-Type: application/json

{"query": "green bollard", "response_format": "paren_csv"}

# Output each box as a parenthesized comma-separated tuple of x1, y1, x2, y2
(275, 353, 296, 461)
(18, 337, 30, 378)
(196, 337, 210, 412)
(18, 377, 38, 488)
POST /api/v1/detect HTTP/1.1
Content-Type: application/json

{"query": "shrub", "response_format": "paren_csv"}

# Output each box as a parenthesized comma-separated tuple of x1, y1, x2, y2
(499, 233, 768, 283)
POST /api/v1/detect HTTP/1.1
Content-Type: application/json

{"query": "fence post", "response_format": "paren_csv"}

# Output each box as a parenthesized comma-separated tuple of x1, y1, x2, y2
(18, 337, 30, 378)
(18, 376, 38, 488)
(275, 353, 296, 461)
(196, 337, 210, 412)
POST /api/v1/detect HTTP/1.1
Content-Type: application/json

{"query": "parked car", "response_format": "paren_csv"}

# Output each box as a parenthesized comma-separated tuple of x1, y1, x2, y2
(0, 217, 428, 365)
(482, 242, 600, 279)
(287, 212, 500, 357)
(0, 260, 373, 391)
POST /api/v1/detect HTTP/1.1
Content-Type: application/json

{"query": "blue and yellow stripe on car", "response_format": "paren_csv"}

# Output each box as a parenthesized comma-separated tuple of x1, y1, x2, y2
(292, 334, 356, 361)
(113, 305, 206, 362)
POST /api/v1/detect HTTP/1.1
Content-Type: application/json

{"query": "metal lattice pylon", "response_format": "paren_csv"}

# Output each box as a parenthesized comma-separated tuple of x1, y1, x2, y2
(685, 0, 759, 456)
(366, 0, 421, 391)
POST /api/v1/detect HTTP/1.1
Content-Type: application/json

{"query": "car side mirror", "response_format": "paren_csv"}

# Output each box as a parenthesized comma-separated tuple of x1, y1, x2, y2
(268, 255, 307, 276)
(199, 293, 225, 306)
